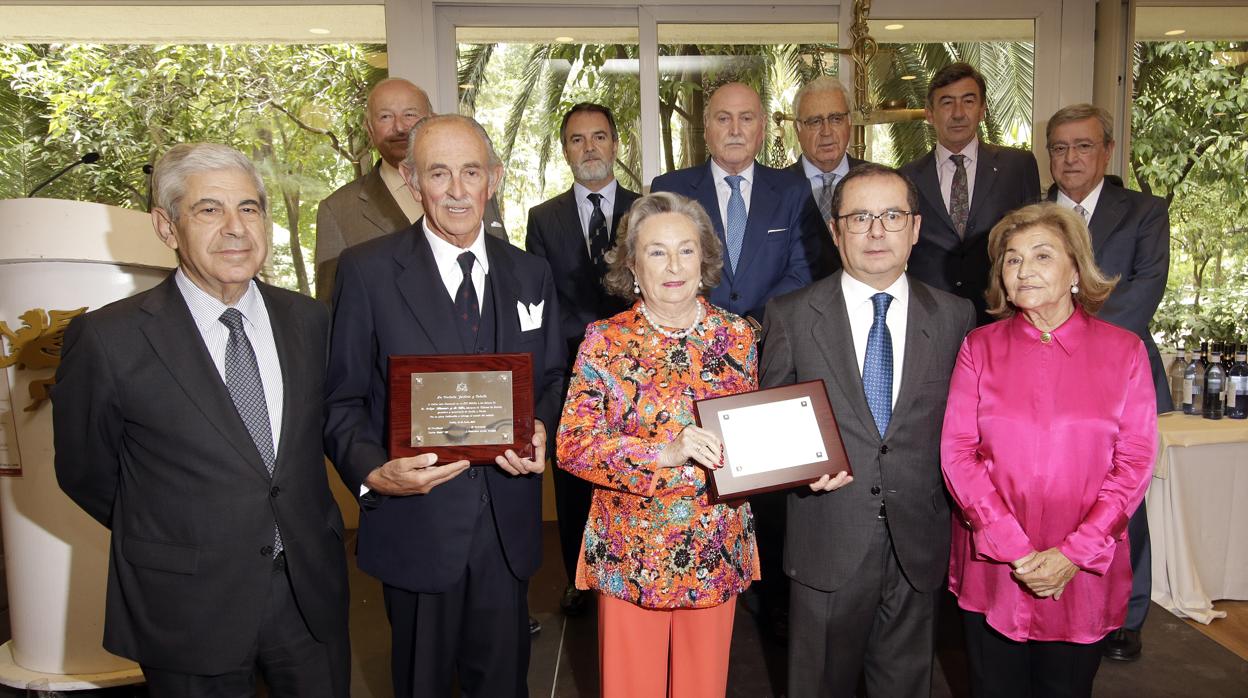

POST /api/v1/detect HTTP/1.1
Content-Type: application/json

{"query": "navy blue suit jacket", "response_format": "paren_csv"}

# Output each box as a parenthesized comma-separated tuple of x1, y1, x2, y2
(783, 154, 869, 279)
(900, 143, 1041, 324)
(1047, 180, 1172, 411)
(324, 222, 565, 592)
(650, 160, 820, 320)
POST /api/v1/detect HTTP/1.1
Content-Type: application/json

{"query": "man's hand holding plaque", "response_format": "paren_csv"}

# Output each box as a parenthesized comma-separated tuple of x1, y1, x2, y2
(494, 420, 546, 476)
(364, 453, 471, 496)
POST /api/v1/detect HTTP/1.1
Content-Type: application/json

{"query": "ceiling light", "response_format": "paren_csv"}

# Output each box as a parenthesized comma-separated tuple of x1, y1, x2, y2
(884, 24, 904, 31)
(309, 28, 331, 35)
(900, 74, 917, 81)
(1164, 29, 1186, 36)
(554, 36, 574, 43)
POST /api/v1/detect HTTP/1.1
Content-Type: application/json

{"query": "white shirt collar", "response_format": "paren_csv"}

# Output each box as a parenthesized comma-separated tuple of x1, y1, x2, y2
(423, 223, 490, 276)
(801, 154, 850, 181)
(840, 270, 910, 310)
(174, 267, 264, 333)
(710, 159, 755, 186)
(936, 136, 979, 166)
(1056, 177, 1106, 219)
(573, 179, 618, 209)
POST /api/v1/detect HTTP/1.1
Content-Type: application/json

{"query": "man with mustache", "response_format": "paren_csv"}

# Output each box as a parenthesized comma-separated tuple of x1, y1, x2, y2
(651, 81, 822, 322)
(314, 78, 508, 301)
(1045, 103, 1172, 662)
(899, 62, 1040, 324)
(325, 114, 564, 697)
(785, 76, 868, 278)
(524, 102, 639, 617)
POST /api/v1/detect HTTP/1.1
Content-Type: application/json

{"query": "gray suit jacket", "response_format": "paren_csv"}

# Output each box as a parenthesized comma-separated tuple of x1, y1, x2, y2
(314, 162, 509, 300)
(760, 272, 975, 593)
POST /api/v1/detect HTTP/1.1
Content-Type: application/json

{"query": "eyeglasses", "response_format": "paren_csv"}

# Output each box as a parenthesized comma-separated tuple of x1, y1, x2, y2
(1046, 141, 1102, 157)
(800, 112, 850, 129)
(835, 210, 914, 234)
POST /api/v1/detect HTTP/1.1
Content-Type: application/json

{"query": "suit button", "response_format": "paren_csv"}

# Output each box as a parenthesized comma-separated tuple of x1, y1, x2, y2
(481, 493, 489, 503)
(469, 468, 478, 479)
(880, 444, 889, 454)
(269, 486, 280, 498)
(260, 545, 273, 556)
(730, 293, 741, 301)
(955, 281, 963, 287)
(870, 485, 881, 495)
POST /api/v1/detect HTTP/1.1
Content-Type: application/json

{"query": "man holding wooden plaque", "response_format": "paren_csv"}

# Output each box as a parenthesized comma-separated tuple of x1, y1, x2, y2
(760, 163, 975, 698)
(324, 114, 564, 698)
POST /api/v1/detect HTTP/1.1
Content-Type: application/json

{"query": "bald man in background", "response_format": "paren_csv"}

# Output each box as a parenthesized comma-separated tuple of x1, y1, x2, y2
(315, 78, 508, 300)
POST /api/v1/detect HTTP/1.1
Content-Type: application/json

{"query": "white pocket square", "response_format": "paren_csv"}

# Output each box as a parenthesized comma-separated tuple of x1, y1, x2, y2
(517, 300, 544, 331)
(490, 220, 504, 228)
(767, 227, 786, 234)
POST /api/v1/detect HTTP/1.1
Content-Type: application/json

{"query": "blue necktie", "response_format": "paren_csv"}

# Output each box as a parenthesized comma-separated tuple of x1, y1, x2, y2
(863, 292, 893, 438)
(724, 175, 746, 271)
(817, 172, 838, 224)
(220, 308, 282, 555)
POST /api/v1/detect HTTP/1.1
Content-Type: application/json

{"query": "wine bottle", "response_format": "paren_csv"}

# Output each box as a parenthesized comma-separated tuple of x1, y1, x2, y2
(1169, 346, 1188, 411)
(1203, 344, 1225, 419)
(1191, 342, 1208, 416)
(1229, 343, 1248, 420)
(1183, 346, 1198, 415)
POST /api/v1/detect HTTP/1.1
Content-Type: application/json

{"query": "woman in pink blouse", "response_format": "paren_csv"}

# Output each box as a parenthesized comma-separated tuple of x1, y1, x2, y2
(557, 192, 758, 698)
(941, 203, 1157, 697)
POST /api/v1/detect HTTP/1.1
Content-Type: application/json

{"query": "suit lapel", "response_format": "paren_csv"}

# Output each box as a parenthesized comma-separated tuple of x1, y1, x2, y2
(485, 235, 521, 348)
(809, 274, 878, 439)
(734, 164, 778, 280)
(1087, 183, 1128, 251)
(888, 279, 937, 439)
(360, 166, 410, 237)
(394, 222, 464, 354)
(139, 276, 272, 479)
(557, 189, 592, 267)
(913, 150, 959, 241)
(691, 164, 733, 283)
(966, 143, 1001, 234)
(260, 284, 301, 473)
(612, 187, 639, 234)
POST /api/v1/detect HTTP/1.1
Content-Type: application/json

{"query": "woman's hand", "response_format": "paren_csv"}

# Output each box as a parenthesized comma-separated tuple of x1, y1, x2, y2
(658, 426, 724, 470)
(1012, 548, 1078, 599)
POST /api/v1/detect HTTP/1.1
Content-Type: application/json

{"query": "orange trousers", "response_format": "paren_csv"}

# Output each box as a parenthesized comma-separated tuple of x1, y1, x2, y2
(598, 593, 737, 698)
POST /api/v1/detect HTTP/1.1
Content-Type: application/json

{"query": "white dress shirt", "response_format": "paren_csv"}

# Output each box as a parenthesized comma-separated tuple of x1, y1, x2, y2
(710, 159, 755, 226)
(1055, 178, 1106, 223)
(936, 137, 980, 212)
(573, 179, 620, 253)
(841, 272, 910, 408)
(175, 269, 284, 450)
(425, 224, 490, 308)
(801, 154, 851, 199)
(379, 160, 424, 224)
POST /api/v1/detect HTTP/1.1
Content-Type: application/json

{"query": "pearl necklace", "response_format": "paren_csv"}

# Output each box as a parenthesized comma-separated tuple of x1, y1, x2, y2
(638, 301, 704, 340)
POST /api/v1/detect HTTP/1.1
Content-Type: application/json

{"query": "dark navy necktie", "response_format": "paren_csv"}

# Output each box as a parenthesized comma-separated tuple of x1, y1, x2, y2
(863, 292, 894, 438)
(587, 192, 610, 274)
(455, 251, 480, 351)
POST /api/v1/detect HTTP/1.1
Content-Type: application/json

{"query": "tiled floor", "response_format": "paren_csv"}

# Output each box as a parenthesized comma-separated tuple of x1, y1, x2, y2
(3, 523, 1247, 697)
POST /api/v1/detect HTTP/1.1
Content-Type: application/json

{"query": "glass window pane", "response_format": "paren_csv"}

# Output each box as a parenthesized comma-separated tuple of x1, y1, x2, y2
(456, 27, 641, 243)
(656, 23, 839, 173)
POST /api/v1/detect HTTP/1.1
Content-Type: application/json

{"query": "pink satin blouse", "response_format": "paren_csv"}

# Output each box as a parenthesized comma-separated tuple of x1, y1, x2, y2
(941, 308, 1157, 643)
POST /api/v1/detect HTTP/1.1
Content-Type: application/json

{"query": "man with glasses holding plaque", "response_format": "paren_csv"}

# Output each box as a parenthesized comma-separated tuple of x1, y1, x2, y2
(324, 114, 564, 698)
(761, 163, 975, 698)
(786, 76, 868, 279)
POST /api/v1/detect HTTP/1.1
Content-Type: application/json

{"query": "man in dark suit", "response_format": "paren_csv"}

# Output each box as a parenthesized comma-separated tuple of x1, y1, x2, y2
(1045, 103, 1172, 662)
(900, 62, 1040, 324)
(651, 81, 821, 321)
(761, 163, 976, 698)
(53, 143, 350, 697)
(325, 114, 564, 697)
(785, 76, 868, 278)
(525, 102, 639, 616)
(314, 78, 507, 300)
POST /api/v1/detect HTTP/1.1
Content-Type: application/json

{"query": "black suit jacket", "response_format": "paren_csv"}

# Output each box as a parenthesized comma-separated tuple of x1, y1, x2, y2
(783, 154, 869, 279)
(324, 222, 565, 592)
(1047, 180, 1172, 410)
(52, 276, 348, 675)
(900, 143, 1041, 324)
(650, 160, 822, 320)
(760, 273, 976, 592)
(525, 183, 640, 358)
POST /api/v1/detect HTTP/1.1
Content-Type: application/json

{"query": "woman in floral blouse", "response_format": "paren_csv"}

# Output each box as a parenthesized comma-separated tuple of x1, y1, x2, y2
(557, 191, 759, 698)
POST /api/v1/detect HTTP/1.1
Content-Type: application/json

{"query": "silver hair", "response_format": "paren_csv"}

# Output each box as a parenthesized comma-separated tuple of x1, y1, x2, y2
(793, 75, 855, 117)
(1046, 103, 1114, 146)
(152, 143, 267, 219)
(401, 114, 503, 191)
(602, 191, 724, 299)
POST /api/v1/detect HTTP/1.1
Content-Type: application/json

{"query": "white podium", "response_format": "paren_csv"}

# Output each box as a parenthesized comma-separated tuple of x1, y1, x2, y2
(0, 198, 175, 690)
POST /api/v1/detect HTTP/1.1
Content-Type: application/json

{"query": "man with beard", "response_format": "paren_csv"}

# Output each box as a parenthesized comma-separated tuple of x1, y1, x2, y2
(314, 78, 508, 300)
(525, 103, 640, 617)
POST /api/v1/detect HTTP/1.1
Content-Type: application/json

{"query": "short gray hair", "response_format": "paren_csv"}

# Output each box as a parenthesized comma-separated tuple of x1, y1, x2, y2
(152, 143, 267, 219)
(402, 114, 503, 191)
(793, 75, 854, 117)
(1046, 103, 1114, 146)
(603, 191, 724, 300)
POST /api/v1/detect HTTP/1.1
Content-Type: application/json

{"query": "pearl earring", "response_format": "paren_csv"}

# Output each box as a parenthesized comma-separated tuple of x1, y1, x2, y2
(1071, 283, 1079, 295)
(634, 280, 641, 295)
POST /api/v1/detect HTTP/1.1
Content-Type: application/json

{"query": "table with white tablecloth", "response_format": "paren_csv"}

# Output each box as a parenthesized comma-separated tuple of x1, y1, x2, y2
(1148, 413, 1248, 623)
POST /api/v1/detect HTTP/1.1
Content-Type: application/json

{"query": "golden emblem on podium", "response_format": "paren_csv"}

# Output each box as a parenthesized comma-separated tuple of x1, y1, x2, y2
(0, 307, 87, 411)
